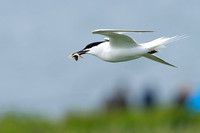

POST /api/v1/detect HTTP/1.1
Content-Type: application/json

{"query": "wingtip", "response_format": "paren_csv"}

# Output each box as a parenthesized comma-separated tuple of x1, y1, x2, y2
(172, 65, 178, 68)
(92, 29, 110, 34)
(92, 29, 99, 34)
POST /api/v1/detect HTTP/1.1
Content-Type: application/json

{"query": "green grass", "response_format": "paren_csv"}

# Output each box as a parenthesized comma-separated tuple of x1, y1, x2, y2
(0, 108, 200, 133)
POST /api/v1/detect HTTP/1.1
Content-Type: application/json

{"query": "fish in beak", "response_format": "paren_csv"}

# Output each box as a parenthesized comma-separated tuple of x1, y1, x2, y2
(69, 50, 89, 61)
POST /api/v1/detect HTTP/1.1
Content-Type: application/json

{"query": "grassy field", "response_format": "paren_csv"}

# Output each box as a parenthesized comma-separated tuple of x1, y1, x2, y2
(0, 108, 200, 133)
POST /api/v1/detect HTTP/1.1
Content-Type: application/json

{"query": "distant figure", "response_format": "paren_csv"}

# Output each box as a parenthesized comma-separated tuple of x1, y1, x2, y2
(175, 82, 192, 108)
(144, 89, 154, 108)
(177, 89, 190, 107)
(142, 83, 157, 109)
(106, 88, 128, 110)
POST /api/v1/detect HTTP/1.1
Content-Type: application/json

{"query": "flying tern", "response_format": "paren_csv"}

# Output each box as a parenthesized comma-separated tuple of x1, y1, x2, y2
(69, 29, 186, 67)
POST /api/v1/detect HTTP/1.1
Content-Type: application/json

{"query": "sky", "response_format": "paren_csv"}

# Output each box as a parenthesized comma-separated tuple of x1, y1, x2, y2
(0, 0, 200, 117)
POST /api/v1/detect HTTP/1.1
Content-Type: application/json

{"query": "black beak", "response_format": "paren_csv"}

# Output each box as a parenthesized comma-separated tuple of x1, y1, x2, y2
(76, 49, 89, 55)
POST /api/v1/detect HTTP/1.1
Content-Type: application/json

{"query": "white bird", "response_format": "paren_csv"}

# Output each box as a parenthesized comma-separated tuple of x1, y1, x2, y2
(69, 29, 186, 67)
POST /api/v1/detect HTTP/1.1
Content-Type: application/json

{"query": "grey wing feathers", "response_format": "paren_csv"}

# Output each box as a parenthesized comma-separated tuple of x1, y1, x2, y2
(92, 29, 140, 47)
(92, 29, 154, 48)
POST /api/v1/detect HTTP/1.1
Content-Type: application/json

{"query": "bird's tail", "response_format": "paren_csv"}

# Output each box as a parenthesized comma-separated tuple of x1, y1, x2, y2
(141, 35, 187, 53)
(140, 35, 188, 68)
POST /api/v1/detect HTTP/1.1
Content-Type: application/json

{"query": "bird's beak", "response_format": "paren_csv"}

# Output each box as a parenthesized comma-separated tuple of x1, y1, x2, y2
(69, 54, 73, 59)
(69, 50, 89, 61)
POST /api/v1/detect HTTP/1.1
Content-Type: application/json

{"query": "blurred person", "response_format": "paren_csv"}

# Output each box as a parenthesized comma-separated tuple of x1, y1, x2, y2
(142, 83, 158, 109)
(105, 86, 128, 111)
(175, 83, 192, 107)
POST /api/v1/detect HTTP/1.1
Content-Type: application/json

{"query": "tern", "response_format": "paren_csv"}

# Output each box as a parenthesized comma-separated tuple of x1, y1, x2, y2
(69, 29, 186, 67)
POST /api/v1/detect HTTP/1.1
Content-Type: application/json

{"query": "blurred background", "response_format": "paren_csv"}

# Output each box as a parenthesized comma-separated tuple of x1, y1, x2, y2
(0, 0, 200, 132)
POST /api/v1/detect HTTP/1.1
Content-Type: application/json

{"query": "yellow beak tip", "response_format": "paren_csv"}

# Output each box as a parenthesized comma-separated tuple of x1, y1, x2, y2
(69, 54, 73, 59)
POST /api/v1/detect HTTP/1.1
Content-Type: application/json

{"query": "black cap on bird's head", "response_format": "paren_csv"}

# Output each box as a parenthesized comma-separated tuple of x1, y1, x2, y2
(69, 41, 104, 61)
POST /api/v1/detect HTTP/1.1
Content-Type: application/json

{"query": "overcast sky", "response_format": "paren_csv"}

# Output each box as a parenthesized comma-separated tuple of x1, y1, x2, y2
(0, 0, 199, 116)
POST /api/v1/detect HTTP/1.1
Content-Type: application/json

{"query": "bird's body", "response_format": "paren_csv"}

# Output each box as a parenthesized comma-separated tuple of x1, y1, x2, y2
(88, 41, 146, 62)
(70, 29, 186, 67)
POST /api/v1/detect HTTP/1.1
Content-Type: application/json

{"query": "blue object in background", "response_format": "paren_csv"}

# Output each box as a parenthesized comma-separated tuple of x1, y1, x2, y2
(185, 85, 200, 113)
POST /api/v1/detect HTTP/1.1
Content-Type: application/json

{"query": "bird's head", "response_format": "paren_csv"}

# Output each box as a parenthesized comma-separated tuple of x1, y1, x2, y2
(69, 41, 104, 61)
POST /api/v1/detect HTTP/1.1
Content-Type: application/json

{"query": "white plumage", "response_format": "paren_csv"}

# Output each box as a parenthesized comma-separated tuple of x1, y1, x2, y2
(70, 29, 187, 67)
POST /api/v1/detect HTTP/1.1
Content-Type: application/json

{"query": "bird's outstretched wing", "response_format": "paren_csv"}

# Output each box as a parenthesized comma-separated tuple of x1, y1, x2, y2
(92, 29, 153, 48)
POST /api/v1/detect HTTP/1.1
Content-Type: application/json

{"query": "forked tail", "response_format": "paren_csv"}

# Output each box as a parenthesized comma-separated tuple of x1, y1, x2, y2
(141, 35, 188, 68)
